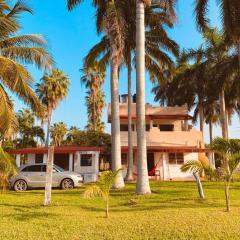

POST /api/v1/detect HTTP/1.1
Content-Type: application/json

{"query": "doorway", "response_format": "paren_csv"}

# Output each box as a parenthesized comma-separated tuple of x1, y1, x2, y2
(147, 152, 155, 176)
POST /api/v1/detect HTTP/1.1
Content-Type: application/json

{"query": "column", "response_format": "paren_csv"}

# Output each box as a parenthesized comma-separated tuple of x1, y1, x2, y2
(69, 154, 73, 172)
(16, 154, 21, 167)
(43, 154, 48, 163)
(74, 153, 80, 172)
(94, 152, 99, 176)
(162, 153, 168, 180)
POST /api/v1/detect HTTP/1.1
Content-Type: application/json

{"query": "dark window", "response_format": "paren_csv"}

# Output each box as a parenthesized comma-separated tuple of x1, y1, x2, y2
(121, 153, 128, 165)
(80, 154, 92, 166)
(120, 124, 128, 131)
(153, 124, 158, 128)
(41, 165, 46, 172)
(21, 165, 42, 172)
(35, 154, 43, 164)
(169, 153, 184, 165)
(159, 124, 174, 131)
(146, 124, 150, 131)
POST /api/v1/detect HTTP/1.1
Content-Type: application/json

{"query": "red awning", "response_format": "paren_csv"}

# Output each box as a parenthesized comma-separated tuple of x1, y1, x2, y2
(8, 146, 105, 155)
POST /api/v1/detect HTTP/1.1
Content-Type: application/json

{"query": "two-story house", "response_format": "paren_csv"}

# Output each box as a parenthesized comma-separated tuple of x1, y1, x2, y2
(108, 95, 207, 180)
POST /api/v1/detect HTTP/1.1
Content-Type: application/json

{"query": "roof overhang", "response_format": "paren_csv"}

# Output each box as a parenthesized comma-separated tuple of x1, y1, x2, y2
(8, 146, 105, 155)
(121, 146, 209, 153)
(108, 114, 192, 123)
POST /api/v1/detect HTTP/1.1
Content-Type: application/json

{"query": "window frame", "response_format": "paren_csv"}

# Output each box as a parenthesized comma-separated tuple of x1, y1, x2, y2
(168, 152, 184, 165)
(80, 154, 93, 167)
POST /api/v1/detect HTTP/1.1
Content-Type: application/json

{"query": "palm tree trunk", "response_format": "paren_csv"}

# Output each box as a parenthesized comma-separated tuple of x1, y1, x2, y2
(45, 114, 51, 147)
(225, 181, 230, 212)
(198, 99, 204, 146)
(209, 119, 213, 145)
(136, 0, 151, 194)
(93, 94, 96, 131)
(193, 172, 205, 200)
(225, 109, 229, 139)
(106, 196, 109, 218)
(111, 61, 125, 189)
(125, 53, 134, 181)
(44, 145, 54, 206)
(220, 89, 228, 139)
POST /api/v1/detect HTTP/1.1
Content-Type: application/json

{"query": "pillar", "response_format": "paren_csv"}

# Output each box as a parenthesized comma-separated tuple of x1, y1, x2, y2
(69, 154, 73, 172)
(16, 154, 21, 167)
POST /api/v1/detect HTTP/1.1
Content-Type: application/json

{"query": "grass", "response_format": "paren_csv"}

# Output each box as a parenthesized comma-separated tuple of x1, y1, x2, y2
(1, 181, 240, 240)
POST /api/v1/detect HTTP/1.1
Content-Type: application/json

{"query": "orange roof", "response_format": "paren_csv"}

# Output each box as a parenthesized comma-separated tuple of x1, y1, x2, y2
(108, 103, 192, 122)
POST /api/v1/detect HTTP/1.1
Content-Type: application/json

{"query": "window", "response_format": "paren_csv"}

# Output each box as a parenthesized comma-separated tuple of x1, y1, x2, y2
(153, 124, 158, 128)
(80, 154, 92, 167)
(120, 124, 128, 131)
(35, 154, 43, 164)
(21, 165, 42, 172)
(146, 124, 150, 131)
(168, 153, 184, 165)
(159, 124, 174, 131)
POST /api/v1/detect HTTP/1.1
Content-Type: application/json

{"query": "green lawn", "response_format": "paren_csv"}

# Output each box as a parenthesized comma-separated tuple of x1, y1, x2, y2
(1, 181, 240, 240)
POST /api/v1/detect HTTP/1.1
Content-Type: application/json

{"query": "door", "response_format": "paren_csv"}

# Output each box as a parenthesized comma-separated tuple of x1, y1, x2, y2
(54, 154, 69, 171)
(21, 165, 45, 187)
(147, 152, 155, 176)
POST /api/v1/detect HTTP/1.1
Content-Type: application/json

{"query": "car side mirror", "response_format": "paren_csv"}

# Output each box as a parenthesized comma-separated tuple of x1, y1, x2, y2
(52, 169, 57, 173)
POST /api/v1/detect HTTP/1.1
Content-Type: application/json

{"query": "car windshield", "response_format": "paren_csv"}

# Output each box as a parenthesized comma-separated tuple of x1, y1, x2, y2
(53, 164, 64, 172)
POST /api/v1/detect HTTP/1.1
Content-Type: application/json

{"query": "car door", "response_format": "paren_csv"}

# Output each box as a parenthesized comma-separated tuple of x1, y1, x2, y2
(21, 165, 43, 187)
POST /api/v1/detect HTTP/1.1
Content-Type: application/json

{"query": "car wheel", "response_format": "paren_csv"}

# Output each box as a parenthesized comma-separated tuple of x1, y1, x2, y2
(14, 180, 27, 191)
(61, 178, 74, 190)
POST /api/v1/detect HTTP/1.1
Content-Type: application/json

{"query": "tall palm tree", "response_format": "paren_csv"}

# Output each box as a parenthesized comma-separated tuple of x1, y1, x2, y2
(83, 1, 178, 182)
(36, 69, 69, 147)
(50, 122, 68, 146)
(67, 0, 125, 188)
(0, 1, 53, 137)
(36, 69, 69, 206)
(81, 62, 106, 132)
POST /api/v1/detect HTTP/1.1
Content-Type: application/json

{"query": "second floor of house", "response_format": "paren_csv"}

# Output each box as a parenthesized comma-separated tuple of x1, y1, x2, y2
(108, 96, 203, 147)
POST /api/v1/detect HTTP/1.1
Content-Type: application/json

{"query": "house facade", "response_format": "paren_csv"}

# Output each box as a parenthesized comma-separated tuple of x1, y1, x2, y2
(108, 95, 208, 180)
(9, 147, 103, 183)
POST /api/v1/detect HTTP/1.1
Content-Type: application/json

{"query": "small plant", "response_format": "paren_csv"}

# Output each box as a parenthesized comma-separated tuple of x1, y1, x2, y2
(181, 155, 216, 200)
(83, 169, 121, 218)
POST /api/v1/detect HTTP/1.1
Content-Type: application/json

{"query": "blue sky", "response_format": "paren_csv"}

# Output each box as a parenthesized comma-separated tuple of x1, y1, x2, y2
(12, 0, 239, 141)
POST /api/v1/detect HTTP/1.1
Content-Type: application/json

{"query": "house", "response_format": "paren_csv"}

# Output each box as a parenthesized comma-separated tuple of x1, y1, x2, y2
(9, 146, 104, 182)
(108, 95, 210, 180)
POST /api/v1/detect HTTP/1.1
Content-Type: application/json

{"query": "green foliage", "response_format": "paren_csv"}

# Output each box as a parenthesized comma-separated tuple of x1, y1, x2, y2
(50, 122, 68, 146)
(81, 62, 105, 132)
(0, 1, 53, 136)
(0, 146, 16, 192)
(84, 169, 121, 217)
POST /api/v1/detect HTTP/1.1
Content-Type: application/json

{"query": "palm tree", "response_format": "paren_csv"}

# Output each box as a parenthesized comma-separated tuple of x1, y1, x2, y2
(36, 69, 69, 147)
(36, 69, 69, 206)
(84, 169, 121, 218)
(194, 0, 240, 63)
(67, 0, 125, 189)
(181, 154, 216, 200)
(211, 137, 240, 212)
(0, 1, 53, 137)
(81, 62, 106, 132)
(50, 122, 68, 146)
(83, 1, 178, 182)
(16, 109, 45, 148)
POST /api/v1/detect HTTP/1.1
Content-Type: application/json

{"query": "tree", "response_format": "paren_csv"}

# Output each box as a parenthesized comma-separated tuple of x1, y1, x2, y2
(16, 109, 45, 148)
(84, 169, 121, 218)
(81, 62, 106, 132)
(194, 0, 240, 63)
(0, 147, 16, 192)
(50, 122, 68, 146)
(0, 1, 53, 137)
(211, 137, 240, 212)
(68, 0, 125, 189)
(83, 0, 178, 182)
(36, 69, 69, 206)
(181, 154, 216, 200)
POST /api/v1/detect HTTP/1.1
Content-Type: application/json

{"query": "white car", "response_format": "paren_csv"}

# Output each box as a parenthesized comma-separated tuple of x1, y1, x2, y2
(10, 164, 83, 191)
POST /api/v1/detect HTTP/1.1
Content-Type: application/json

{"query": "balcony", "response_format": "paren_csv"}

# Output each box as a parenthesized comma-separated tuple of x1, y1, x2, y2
(120, 127, 203, 147)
